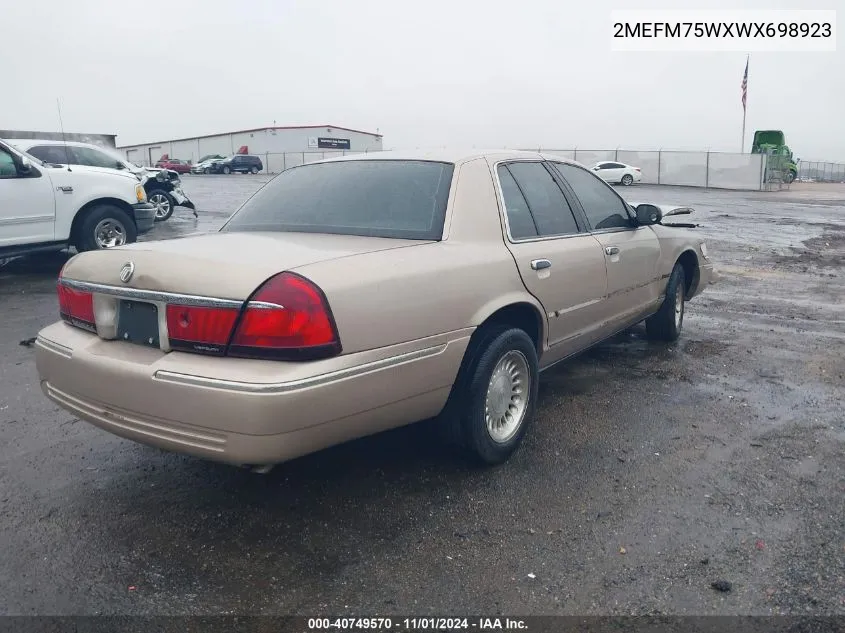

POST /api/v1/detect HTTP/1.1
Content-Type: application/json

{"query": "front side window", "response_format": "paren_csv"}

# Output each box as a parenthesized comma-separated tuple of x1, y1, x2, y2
(553, 163, 633, 231)
(502, 162, 580, 237)
(72, 146, 122, 169)
(222, 159, 454, 240)
(0, 147, 19, 177)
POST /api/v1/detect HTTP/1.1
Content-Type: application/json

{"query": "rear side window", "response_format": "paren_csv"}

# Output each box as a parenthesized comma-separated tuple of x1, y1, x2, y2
(497, 166, 538, 239)
(222, 160, 454, 240)
(503, 162, 580, 237)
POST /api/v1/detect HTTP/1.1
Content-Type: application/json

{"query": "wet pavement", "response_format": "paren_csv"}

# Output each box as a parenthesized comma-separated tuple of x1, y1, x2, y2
(1, 177, 843, 616)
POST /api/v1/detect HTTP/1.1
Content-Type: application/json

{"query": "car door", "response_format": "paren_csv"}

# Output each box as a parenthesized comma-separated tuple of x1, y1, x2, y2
(550, 161, 662, 329)
(495, 160, 609, 362)
(0, 145, 57, 247)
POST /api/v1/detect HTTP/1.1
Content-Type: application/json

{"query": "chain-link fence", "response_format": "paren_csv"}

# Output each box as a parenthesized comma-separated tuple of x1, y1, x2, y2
(184, 147, 845, 190)
(524, 149, 766, 190)
(796, 161, 845, 183)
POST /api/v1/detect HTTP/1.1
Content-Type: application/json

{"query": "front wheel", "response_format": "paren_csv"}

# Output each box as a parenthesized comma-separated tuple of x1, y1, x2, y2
(621, 173, 634, 186)
(74, 205, 138, 252)
(646, 263, 686, 341)
(148, 189, 175, 221)
(221, 165, 231, 174)
(441, 326, 539, 465)
(250, 166, 259, 174)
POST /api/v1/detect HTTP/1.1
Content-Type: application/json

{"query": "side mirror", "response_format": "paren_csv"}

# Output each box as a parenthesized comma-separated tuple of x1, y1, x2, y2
(635, 203, 663, 225)
(19, 156, 33, 174)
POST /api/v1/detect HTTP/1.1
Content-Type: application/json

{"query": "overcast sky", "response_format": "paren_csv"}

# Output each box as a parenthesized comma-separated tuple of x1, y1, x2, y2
(3, 0, 842, 160)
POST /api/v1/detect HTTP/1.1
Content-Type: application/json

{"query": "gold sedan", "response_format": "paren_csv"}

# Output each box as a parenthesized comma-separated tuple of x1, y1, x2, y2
(35, 150, 713, 469)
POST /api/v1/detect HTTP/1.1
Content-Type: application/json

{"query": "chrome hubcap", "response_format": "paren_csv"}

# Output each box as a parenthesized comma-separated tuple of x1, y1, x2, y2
(94, 219, 127, 248)
(485, 350, 530, 443)
(150, 193, 171, 218)
(674, 286, 684, 327)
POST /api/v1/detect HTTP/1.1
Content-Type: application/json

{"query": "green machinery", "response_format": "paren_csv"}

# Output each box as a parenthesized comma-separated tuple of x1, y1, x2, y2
(751, 130, 799, 183)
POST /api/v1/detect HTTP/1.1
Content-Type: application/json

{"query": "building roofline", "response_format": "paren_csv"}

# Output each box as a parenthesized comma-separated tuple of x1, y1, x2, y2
(116, 124, 382, 149)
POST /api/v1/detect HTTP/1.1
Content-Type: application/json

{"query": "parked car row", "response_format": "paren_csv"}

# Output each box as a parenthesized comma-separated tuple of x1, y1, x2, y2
(160, 154, 265, 175)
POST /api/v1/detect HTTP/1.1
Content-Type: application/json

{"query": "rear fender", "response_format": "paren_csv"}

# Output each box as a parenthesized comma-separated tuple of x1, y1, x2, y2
(469, 292, 548, 351)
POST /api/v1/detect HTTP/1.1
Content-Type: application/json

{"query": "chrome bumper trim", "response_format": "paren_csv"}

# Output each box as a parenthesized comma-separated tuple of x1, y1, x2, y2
(153, 343, 449, 394)
(59, 278, 244, 309)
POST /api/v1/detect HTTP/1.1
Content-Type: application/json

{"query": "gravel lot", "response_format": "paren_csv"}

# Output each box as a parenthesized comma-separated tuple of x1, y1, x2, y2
(1, 175, 843, 616)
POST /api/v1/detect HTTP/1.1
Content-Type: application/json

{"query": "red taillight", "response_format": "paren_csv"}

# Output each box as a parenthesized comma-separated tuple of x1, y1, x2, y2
(229, 272, 341, 360)
(166, 305, 240, 355)
(57, 284, 96, 331)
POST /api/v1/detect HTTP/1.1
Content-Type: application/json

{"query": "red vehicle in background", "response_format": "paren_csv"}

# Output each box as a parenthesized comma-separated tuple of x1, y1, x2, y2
(154, 157, 191, 174)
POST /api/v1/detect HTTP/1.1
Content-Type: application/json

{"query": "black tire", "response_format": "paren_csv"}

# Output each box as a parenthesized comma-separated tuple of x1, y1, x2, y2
(74, 205, 137, 252)
(250, 166, 259, 174)
(621, 173, 634, 186)
(147, 189, 175, 222)
(439, 326, 539, 465)
(221, 165, 231, 174)
(646, 263, 686, 342)
(203, 167, 210, 174)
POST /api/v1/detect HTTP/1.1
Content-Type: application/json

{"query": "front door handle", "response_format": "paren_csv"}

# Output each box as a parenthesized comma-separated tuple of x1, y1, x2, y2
(605, 246, 620, 256)
(530, 259, 552, 271)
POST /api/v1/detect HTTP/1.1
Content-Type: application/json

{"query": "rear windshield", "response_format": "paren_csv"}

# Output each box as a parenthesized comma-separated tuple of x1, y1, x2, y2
(221, 160, 454, 240)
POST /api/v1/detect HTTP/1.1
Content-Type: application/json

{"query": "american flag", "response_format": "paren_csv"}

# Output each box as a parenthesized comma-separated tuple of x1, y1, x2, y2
(741, 56, 749, 112)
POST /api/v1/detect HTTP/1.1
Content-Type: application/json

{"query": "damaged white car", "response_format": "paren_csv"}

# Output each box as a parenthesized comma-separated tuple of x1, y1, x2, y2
(9, 139, 196, 222)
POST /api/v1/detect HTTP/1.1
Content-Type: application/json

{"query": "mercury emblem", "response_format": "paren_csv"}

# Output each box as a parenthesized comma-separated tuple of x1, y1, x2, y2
(119, 261, 135, 283)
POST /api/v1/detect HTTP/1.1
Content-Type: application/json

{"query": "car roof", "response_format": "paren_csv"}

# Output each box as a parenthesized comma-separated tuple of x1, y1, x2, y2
(313, 148, 584, 167)
(9, 139, 107, 149)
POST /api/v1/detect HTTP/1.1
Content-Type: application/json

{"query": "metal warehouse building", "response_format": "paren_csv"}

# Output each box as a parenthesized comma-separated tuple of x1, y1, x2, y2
(117, 124, 383, 172)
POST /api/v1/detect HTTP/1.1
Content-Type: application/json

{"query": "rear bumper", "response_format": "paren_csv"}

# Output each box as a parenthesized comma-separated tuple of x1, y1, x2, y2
(131, 203, 157, 234)
(34, 322, 470, 465)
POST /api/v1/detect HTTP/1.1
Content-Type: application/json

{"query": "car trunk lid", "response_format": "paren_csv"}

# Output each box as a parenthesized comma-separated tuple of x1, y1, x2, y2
(61, 232, 429, 300)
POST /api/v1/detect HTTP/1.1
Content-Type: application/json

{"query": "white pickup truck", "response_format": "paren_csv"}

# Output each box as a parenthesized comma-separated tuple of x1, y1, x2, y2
(0, 139, 156, 258)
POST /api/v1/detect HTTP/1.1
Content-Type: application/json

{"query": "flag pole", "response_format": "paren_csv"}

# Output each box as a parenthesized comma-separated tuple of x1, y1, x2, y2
(741, 54, 749, 153)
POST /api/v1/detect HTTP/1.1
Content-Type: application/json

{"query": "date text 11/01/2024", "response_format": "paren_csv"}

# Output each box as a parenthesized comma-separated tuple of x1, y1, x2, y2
(307, 617, 528, 630)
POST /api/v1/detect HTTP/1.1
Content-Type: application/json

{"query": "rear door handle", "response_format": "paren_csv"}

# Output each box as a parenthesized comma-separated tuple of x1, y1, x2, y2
(530, 259, 552, 271)
(605, 246, 620, 255)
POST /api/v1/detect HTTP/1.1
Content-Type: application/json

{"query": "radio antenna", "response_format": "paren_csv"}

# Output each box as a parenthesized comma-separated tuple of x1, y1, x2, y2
(56, 98, 71, 171)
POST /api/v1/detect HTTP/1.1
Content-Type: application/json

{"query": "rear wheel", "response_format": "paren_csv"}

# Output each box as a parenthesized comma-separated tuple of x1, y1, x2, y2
(621, 173, 634, 186)
(148, 189, 175, 221)
(646, 263, 686, 341)
(74, 205, 137, 252)
(222, 165, 231, 174)
(439, 326, 539, 465)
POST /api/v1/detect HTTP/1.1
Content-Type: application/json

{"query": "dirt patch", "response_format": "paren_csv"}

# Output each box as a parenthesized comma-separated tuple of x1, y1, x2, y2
(771, 231, 845, 271)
